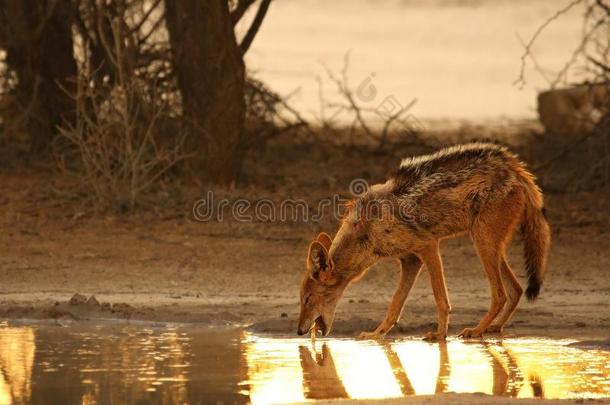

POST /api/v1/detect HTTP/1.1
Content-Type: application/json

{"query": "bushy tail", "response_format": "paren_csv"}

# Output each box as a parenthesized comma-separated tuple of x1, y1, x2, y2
(519, 172, 551, 301)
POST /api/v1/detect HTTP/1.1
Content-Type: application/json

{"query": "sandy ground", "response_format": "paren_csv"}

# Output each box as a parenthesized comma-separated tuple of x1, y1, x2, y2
(0, 218, 608, 341)
(0, 172, 608, 341)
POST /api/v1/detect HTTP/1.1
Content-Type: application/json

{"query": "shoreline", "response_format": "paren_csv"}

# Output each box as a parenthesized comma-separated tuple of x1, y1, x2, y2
(1, 292, 608, 342)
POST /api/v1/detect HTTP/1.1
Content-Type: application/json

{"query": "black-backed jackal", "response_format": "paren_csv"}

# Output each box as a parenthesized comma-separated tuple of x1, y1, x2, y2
(297, 143, 551, 340)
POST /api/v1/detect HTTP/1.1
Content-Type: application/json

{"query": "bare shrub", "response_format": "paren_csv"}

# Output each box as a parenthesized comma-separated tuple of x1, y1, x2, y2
(57, 17, 187, 212)
(316, 54, 427, 151)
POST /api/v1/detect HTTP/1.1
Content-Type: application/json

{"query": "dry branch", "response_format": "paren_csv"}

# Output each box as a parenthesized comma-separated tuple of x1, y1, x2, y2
(317, 54, 422, 150)
(240, 0, 271, 54)
(515, 0, 585, 88)
(231, 0, 256, 25)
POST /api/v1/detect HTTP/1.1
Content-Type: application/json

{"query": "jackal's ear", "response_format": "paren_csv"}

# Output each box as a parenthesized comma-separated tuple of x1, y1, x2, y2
(316, 232, 332, 251)
(307, 241, 335, 284)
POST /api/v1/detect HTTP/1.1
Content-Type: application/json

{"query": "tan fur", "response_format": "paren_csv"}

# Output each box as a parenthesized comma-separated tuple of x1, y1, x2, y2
(297, 143, 551, 340)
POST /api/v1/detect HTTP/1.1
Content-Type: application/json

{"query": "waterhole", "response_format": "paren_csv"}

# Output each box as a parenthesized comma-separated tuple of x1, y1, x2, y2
(0, 322, 608, 404)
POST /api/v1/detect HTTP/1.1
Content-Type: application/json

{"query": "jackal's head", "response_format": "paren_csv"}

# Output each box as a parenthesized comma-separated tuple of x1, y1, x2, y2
(297, 223, 384, 337)
(298, 184, 405, 337)
(297, 232, 344, 336)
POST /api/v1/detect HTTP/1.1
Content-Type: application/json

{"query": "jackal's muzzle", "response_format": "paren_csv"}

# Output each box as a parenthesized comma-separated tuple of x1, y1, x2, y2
(297, 315, 328, 336)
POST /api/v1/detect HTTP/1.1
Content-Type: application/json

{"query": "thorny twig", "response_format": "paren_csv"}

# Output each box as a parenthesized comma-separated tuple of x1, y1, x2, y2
(515, 0, 585, 88)
(318, 53, 421, 150)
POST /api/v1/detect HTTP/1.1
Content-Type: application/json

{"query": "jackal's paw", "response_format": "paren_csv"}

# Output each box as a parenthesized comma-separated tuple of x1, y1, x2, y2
(423, 331, 446, 342)
(485, 324, 504, 334)
(356, 331, 385, 340)
(458, 327, 484, 339)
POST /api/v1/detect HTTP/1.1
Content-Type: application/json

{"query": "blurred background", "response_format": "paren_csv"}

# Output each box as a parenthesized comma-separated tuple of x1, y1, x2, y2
(242, 0, 584, 120)
(0, 1, 608, 403)
(0, 0, 607, 206)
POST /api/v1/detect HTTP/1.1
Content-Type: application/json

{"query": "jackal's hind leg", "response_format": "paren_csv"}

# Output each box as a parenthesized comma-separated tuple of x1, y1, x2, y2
(486, 257, 523, 334)
(458, 238, 506, 339)
(357, 254, 422, 340)
(460, 190, 523, 339)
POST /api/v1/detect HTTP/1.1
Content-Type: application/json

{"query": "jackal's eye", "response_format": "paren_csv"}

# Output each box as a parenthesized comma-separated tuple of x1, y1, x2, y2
(303, 294, 310, 305)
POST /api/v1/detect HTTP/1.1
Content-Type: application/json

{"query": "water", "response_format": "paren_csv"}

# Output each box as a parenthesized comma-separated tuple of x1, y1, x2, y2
(0, 322, 608, 404)
(242, 0, 585, 121)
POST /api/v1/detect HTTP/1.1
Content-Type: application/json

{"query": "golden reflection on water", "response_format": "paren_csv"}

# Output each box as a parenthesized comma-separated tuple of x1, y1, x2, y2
(65, 326, 192, 404)
(0, 324, 608, 404)
(242, 335, 610, 404)
(0, 324, 195, 405)
(0, 327, 35, 404)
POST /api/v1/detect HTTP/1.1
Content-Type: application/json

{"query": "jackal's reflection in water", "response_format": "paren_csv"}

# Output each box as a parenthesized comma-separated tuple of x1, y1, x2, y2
(0, 327, 607, 404)
(299, 344, 348, 399)
(298, 341, 526, 400)
(243, 337, 610, 404)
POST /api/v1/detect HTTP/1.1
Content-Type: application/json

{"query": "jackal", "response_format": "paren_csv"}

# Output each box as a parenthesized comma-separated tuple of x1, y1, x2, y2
(297, 143, 551, 340)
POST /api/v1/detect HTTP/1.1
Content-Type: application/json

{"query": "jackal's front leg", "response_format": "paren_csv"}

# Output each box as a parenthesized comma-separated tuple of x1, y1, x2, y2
(357, 254, 422, 340)
(419, 242, 451, 342)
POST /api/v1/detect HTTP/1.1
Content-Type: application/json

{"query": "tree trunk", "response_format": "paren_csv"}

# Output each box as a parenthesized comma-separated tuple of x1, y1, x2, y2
(0, 0, 77, 155)
(164, 0, 246, 185)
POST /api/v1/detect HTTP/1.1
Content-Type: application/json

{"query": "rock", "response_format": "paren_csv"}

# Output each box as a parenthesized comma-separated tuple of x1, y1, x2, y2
(538, 83, 609, 136)
(86, 295, 100, 307)
(69, 293, 87, 305)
